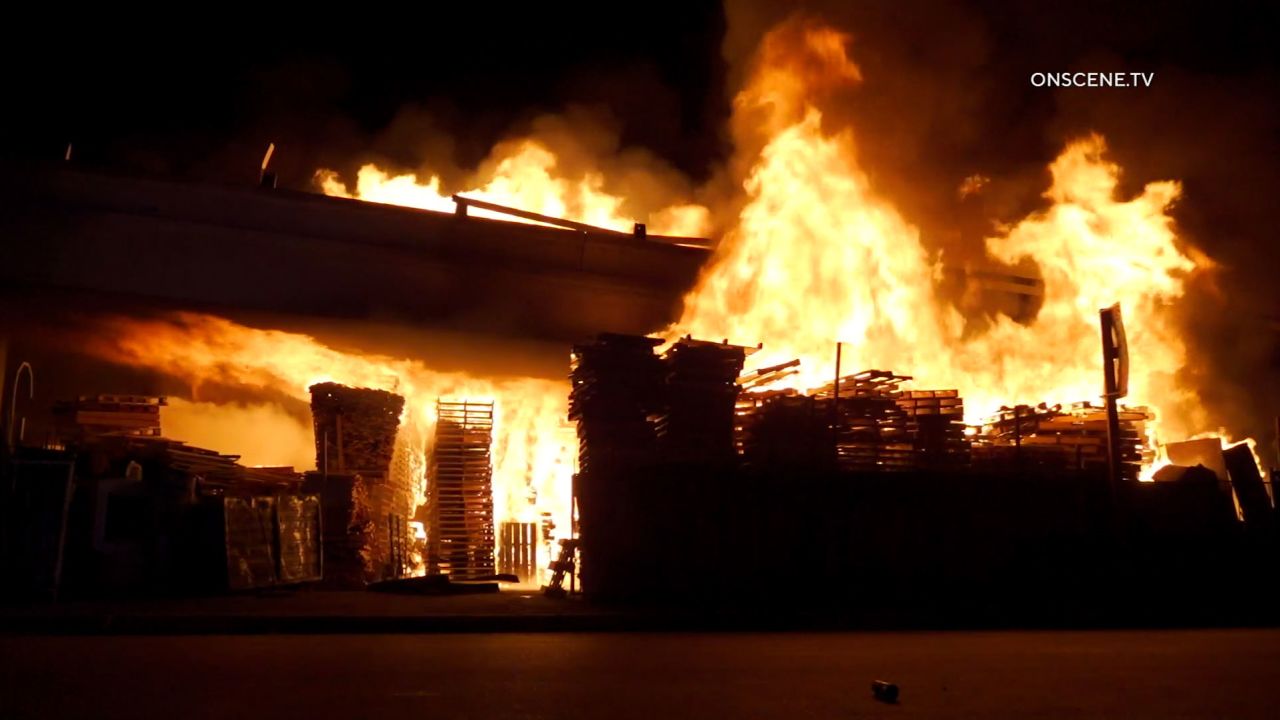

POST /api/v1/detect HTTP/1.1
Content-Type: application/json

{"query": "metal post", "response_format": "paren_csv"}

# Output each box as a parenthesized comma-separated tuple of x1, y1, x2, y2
(1100, 309, 1124, 495)
(833, 342, 842, 403)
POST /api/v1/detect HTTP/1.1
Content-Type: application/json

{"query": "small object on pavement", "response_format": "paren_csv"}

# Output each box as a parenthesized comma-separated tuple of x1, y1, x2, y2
(871, 680, 899, 703)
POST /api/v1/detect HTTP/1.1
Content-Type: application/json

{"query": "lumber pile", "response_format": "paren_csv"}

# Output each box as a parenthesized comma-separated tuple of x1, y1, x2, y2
(569, 333, 665, 475)
(83, 434, 302, 493)
(54, 394, 164, 441)
(656, 338, 749, 463)
(427, 400, 496, 580)
(302, 471, 376, 587)
(738, 371, 972, 472)
(812, 371, 916, 472)
(971, 402, 1151, 480)
(740, 391, 834, 470)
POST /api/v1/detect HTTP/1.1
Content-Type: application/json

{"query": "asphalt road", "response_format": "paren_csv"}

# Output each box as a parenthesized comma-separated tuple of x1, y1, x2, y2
(2, 629, 1278, 719)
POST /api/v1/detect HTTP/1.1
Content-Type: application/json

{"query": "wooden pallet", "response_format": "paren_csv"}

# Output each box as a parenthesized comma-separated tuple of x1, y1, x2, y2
(427, 399, 496, 580)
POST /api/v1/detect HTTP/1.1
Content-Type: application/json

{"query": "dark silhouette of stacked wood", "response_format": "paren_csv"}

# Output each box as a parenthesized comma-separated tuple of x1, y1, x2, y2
(896, 389, 970, 468)
(656, 338, 749, 463)
(427, 399, 496, 580)
(569, 333, 665, 475)
(740, 372, 971, 472)
(84, 434, 302, 493)
(53, 394, 164, 441)
(740, 391, 834, 471)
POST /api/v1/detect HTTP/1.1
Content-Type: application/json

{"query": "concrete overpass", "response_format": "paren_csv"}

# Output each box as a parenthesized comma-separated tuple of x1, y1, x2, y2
(0, 164, 710, 343)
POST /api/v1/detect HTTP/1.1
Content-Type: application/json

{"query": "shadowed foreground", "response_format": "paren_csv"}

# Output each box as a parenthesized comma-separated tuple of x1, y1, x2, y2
(3, 629, 1279, 718)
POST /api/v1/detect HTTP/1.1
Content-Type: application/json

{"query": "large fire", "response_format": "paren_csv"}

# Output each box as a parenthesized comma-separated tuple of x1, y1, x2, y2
(82, 17, 1257, 575)
(83, 313, 575, 545)
(669, 21, 1208, 455)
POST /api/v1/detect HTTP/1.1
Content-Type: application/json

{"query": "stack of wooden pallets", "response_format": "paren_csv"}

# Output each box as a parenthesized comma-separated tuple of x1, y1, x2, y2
(427, 399, 496, 580)
(740, 391, 834, 470)
(308, 382, 414, 582)
(812, 371, 916, 472)
(568, 333, 665, 476)
(895, 389, 970, 468)
(655, 338, 749, 463)
(53, 394, 165, 441)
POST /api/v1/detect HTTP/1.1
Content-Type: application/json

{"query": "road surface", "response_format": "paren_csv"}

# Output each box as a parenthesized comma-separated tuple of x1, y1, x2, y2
(3, 629, 1278, 718)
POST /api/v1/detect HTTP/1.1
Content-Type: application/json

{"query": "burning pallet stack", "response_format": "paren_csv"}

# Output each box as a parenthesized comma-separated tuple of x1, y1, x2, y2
(971, 402, 1151, 480)
(308, 382, 411, 583)
(656, 338, 749, 463)
(427, 399, 496, 580)
(739, 371, 971, 473)
(811, 371, 916, 472)
(896, 389, 970, 468)
(569, 333, 665, 475)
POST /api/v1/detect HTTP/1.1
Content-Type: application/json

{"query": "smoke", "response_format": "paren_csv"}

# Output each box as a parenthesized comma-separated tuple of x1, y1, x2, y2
(161, 398, 315, 470)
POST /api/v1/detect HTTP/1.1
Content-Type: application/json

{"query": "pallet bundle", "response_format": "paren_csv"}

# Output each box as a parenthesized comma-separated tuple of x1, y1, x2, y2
(427, 400, 496, 580)
(568, 333, 665, 475)
(308, 382, 405, 475)
(82, 434, 303, 493)
(302, 471, 375, 587)
(971, 402, 1151, 480)
(53, 394, 164, 442)
(656, 338, 749, 463)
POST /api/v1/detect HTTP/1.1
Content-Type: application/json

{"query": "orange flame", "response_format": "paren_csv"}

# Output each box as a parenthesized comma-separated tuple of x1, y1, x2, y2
(83, 313, 575, 542)
(668, 19, 1215, 464)
(318, 139, 711, 237)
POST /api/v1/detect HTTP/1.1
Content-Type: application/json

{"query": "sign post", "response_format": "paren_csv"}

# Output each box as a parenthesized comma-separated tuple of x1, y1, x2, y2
(1099, 304, 1128, 495)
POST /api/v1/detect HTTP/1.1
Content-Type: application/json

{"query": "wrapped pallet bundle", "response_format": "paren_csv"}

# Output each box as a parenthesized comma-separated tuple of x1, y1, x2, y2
(309, 383, 405, 475)
(302, 471, 375, 587)
(308, 383, 414, 584)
